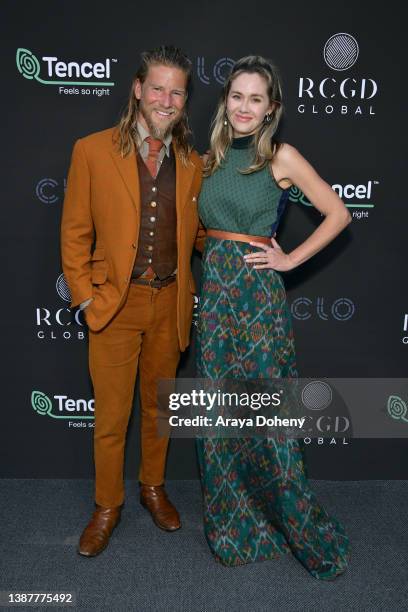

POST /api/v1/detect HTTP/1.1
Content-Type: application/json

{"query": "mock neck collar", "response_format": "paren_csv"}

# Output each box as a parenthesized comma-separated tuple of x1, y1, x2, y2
(231, 134, 254, 149)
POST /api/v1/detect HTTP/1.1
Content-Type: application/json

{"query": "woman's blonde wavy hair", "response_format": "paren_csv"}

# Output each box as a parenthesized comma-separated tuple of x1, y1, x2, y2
(204, 55, 284, 176)
(115, 45, 192, 166)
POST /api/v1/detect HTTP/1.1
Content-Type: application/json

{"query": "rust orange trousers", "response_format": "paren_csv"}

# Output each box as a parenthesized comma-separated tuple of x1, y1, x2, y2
(88, 281, 180, 508)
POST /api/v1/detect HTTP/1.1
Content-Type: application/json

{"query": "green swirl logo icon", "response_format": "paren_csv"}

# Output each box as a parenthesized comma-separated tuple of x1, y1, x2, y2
(16, 48, 41, 80)
(387, 395, 408, 423)
(288, 186, 313, 207)
(31, 390, 53, 416)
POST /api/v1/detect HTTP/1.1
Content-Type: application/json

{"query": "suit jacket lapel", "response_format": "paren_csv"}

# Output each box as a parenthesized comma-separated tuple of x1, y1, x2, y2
(110, 147, 140, 215)
(174, 143, 195, 243)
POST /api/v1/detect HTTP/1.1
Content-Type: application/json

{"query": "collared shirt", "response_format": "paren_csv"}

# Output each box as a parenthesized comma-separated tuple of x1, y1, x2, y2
(135, 121, 172, 174)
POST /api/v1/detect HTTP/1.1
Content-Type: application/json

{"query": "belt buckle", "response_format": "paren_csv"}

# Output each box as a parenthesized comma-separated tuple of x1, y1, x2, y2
(149, 276, 161, 289)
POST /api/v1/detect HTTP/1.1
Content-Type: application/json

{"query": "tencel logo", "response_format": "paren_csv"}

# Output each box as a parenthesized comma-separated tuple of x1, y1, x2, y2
(387, 395, 408, 424)
(31, 390, 95, 428)
(289, 180, 379, 220)
(16, 48, 116, 96)
(297, 33, 378, 117)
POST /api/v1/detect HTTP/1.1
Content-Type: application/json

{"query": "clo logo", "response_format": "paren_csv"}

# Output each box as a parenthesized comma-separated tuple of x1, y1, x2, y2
(297, 33, 377, 117)
(16, 48, 116, 86)
(197, 57, 235, 85)
(31, 390, 94, 424)
(291, 297, 355, 321)
(36, 178, 66, 204)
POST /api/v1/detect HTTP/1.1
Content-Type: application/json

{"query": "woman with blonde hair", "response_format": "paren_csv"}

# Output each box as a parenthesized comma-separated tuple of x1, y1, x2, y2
(196, 55, 351, 580)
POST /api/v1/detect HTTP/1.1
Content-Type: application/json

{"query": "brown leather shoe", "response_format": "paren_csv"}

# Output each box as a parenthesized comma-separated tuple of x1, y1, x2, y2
(140, 484, 181, 531)
(78, 505, 121, 557)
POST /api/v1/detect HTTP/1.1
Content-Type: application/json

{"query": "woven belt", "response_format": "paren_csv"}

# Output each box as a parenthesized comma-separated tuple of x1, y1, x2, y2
(207, 229, 272, 247)
(131, 274, 176, 289)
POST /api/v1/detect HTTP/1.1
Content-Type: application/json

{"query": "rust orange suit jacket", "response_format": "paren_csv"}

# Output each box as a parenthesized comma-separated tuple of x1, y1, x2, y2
(61, 127, 204, 351)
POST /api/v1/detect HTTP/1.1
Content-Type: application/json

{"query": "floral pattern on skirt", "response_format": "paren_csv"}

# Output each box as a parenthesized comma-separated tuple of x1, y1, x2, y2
(196, 237, 350, 580)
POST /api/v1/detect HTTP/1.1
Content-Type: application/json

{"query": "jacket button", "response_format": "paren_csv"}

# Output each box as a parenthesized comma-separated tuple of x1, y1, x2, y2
(150, 216, 156, 222)
(151, 201, 157, 207)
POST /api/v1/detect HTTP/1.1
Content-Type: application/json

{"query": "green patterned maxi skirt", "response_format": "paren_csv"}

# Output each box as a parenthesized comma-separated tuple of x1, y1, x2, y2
(196, 237, 350, 580)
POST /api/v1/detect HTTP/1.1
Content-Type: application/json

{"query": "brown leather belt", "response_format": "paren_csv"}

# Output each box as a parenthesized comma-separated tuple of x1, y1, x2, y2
(131, 274, 176, 289)
(207, 229, 271, 246)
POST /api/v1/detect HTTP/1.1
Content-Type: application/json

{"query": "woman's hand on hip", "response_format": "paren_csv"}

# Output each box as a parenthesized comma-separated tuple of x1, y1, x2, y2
(243, 237, 296, 272)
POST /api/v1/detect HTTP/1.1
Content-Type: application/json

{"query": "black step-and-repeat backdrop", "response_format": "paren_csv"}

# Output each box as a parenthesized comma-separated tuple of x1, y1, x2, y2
(1, 1, 407, 480)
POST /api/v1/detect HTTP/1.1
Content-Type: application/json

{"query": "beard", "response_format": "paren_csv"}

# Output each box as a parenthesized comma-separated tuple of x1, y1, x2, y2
(138, 100, 182, 140)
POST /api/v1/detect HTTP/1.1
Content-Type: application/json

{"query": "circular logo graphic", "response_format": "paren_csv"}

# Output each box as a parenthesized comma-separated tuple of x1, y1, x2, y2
(213, 57, 235, 85)
(36, 178, 59, 204)
(323, 33, 359, 71)
(16, 48, 41, 80)
(387, 395, 408, 422)
(31, 390, 52, 416)
(302, 381, 332, 411)
(332, 298, 355, 321)
(56, 273, 71, 302)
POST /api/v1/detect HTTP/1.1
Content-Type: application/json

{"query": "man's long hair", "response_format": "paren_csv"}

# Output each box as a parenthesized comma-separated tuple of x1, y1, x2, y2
(204, 55, 284, 176)
(116, 45, 192, 165)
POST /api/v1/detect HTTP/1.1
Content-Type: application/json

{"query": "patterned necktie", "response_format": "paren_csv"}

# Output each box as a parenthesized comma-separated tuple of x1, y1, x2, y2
(145, 136, 163, 178)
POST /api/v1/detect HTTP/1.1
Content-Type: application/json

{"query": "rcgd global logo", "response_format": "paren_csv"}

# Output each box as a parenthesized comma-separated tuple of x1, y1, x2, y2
(297, 33, 378, 117)
(35, 273, 86, 341)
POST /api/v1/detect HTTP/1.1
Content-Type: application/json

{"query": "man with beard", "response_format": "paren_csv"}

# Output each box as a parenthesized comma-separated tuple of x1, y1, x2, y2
(61, 46, 205, 556)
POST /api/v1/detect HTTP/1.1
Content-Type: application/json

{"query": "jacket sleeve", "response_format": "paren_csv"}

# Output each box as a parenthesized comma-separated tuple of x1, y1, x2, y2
(194, 220, 206, 253)
(60, 139, 95, 308)
(191, 155, 206, 253)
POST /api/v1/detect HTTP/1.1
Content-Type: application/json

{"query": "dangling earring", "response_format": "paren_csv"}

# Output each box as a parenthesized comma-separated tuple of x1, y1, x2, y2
(264, 113, 272, 124)
(223, 113, 228, 126)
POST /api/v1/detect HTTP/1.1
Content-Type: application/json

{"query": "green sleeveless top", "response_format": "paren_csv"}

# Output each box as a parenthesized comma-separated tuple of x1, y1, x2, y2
(198, 135, 289, 237)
